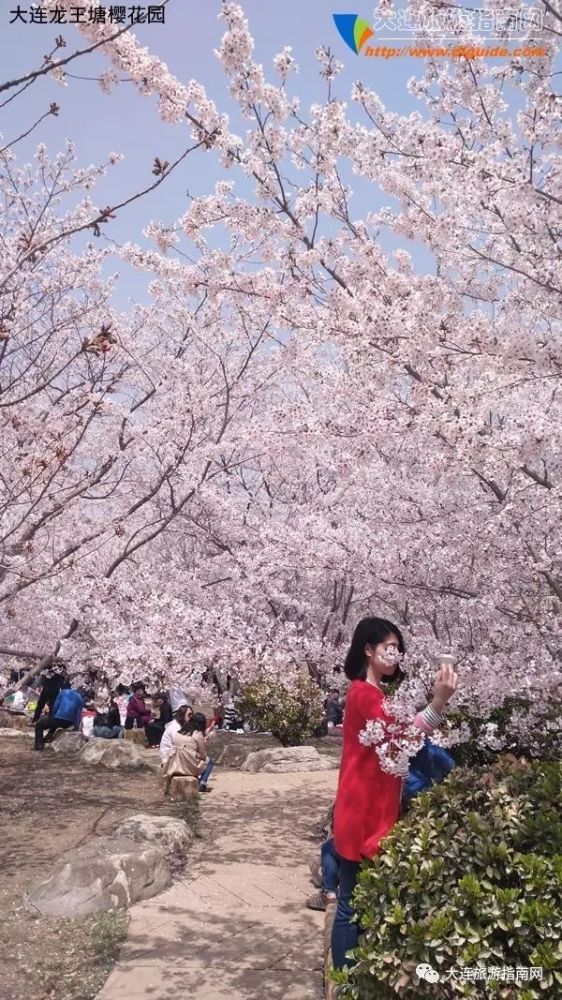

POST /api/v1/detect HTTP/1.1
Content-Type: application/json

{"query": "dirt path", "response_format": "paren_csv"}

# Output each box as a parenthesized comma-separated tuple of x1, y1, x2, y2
(0, 735, 195, 1000)
(97, 768, 338, 1000)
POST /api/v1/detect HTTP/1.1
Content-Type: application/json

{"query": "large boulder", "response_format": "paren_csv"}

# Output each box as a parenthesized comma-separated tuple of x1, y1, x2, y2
(25, 835, 170, 917)
(206, 730, 281, 769)
(115, 813, 193, 856)
(51, 730, 88, 754)
(241, 746, 339, 773)
(0, 712, 30, 732)
(0, 727, 32, 738)
(80, 739, 148, 771)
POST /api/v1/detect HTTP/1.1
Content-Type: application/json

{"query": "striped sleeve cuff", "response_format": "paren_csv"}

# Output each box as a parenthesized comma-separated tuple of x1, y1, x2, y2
(422, 704, 444, 729)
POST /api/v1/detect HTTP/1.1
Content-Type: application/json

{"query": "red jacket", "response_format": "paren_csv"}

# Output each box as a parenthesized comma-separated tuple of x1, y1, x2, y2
(333, 680, 402, 862)
(126, 694, 152, 726)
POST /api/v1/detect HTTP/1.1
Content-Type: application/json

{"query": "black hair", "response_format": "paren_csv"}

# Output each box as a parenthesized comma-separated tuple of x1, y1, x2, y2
(131, 681, 146, 694)
(344, 617, 405, 683)
(115, 683, 129, 696)
(185, 712, 207, 735)
(174, 704, 192, 722)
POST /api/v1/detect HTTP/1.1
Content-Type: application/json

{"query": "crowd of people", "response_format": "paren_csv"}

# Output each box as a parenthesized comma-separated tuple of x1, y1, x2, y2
(0, 671, 229, 793)
(1, 618, 458, 975)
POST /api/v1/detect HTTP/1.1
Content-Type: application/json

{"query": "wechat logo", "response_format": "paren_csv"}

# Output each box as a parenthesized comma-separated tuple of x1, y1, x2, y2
(416, 963, 440, 983)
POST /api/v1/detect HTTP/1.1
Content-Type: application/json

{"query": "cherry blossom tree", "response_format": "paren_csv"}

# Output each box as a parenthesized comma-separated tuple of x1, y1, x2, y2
(1, 1, 560, 750)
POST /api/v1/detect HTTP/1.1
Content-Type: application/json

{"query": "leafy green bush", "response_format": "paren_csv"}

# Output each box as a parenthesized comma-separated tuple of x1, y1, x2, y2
(335, 758, 562, 999)
(236, 673, 324, 746)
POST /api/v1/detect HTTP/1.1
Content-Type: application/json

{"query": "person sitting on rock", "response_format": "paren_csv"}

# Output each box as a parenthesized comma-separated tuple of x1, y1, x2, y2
(145, 691, 173, 748)
(162, 712, 214, 793)
(325, 688, 344, 729)
(113, 683, 131, 727)
(159, 703, 192, 764)
(185, 712, 215, 792)
(222, 696, 244, 732)
(125, 682, 152, 730)
(33, 682, 84, 751)
(162, 721, 205, 795)
(92, 698, 124, 739)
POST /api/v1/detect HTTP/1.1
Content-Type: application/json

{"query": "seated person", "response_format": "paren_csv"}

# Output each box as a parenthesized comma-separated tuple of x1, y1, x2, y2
(159, 704, 192, 764)
(185, 712, 214, 791)
(325, 689, 344, 728)
(92, 699, 124, 739)
(81, 700, 98, 738)
(114, 684, 130, 727)
(5, 687, 30, 713)
(145, 692, 173, 747)
(34, 683, 84, 751)
(222, 697, 244, 731)
(125, 682, 152, 730)
(162, 712, 214, 793)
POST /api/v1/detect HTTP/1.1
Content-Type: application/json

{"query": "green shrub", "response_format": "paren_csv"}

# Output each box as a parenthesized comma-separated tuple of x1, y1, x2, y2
(236, 673, 324, 746)
(335, 758, 562, 999)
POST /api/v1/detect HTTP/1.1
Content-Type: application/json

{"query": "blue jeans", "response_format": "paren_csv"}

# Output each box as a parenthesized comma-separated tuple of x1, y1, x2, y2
(199, 759, 214, 787)
(93, 725, 123, 739)
(321, 838, 341, 893)
(331, 858, 361, 970)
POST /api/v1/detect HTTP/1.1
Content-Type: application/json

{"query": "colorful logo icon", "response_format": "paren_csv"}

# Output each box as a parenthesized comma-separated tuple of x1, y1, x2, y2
(332, 14, 374, 54)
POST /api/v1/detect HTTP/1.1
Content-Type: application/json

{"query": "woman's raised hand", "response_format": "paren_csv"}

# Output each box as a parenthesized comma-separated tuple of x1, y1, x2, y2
(432, 662, 458, 711)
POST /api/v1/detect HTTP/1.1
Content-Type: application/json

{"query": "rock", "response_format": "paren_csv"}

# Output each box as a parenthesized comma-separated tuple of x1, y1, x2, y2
(241, 746, 339, 773)
(0, 727, 33, 738)
(115, 813, 193, 855)
(206, 730, 281, 769)
(0, 712, 30, 732)
(80, 740, 148, 771)
(25, 835, 170, 917)
(124, 728, 147, 747)
(51, 730, 88, 754)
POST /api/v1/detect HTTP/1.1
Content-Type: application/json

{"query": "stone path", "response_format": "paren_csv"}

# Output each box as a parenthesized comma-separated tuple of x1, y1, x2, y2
(98, 768, 338, 1000)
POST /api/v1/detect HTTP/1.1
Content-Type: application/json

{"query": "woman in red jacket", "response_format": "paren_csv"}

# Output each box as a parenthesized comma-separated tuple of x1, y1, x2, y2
(332, 617, 458, 970)
(125, 682, 153, 731)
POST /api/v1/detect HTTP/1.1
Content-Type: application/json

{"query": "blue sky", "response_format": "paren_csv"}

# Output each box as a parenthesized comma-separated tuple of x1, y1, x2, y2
(1, 2, 448, 304)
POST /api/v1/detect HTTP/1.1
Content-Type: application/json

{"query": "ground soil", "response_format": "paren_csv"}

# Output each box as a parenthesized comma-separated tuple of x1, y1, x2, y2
(0, 735, 198, 1000)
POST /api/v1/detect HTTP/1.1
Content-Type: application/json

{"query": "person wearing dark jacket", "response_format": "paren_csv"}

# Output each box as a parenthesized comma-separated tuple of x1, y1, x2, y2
(325, 689, 344, 727)
(32, 671, 66, 723)
(34, 684, 84, 750)
(145, 692, 173, 747)
(92, 699, 124, 739)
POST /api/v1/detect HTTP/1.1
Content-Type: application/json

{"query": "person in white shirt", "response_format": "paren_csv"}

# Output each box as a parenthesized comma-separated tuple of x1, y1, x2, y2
(159, 704, 192, 763)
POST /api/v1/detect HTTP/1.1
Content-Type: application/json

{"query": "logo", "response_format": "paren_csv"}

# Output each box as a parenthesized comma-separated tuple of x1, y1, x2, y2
(332, 14, 374, 54)
(331, 10, 547, 60)
(416, 963, 441, 983)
